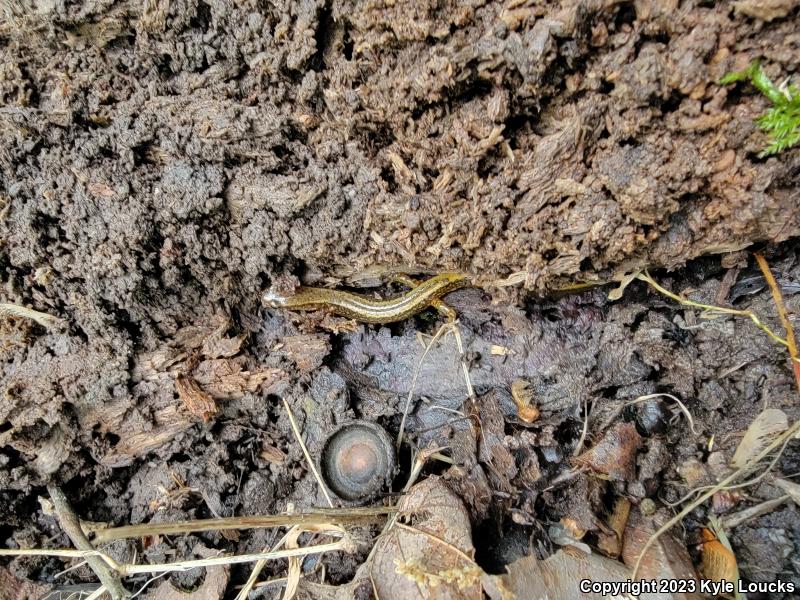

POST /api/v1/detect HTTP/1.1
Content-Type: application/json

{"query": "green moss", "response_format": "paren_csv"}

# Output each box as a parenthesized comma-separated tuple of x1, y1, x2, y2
(721, 60, 800, 157)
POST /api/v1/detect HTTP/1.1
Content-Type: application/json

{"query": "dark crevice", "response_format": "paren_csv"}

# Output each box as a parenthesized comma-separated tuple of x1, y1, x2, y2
(311, 0, 334, 71)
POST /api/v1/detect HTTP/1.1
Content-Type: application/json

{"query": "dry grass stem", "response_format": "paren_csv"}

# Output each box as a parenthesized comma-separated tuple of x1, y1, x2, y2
(637, 271, 791, 350)
(117, 537, 352, 575)
(632, 419, 800, 579)
(283, 397, 335, 508)
(721, 495, 790, 529)
(235, 528, 295, 600)
(0, 302, 63, 328)
(92, 508, 393, 543)
(572, 396, 590, 457)
(626, 393, 698, 435)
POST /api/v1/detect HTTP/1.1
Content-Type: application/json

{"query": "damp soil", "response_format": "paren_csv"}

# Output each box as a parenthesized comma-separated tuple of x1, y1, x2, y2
(1, 0, 800, 598)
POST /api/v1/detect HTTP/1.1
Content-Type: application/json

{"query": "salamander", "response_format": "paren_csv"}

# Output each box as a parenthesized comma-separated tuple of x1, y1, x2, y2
(262, 272, 469, 323)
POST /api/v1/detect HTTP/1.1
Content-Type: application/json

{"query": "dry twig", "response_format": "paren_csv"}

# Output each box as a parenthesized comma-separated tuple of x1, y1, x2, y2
(47, 485, 129, 600)
(91, 507, 393, 543)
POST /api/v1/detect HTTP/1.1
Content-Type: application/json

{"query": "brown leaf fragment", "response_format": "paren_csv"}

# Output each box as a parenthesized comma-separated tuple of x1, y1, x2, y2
(621, 509, 701, 599)
(193, 358, 286, 400)
(368, 478, 480, 600)
(574, 422, 642, 481)
(176, 373, 217, 421)
(281, 334, 331, 371)
(699, 528, 738, 586)
(260, 443, 286, 465)
(0, 566, 52, 600)
(485, 551, 634, 600)
(174, 314, 230, 350)
(87, 181, 115, 197)
(100, 404, 193, 467)
(597, 497, 631, 558)
(202, 332, 244, 359)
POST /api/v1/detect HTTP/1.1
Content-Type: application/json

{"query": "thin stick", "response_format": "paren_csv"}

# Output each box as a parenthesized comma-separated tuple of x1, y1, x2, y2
(625, 393, 698, 435)
(1, 536, 353, 577)
(449, 322, 475, 400)
(92, 508, 392, 543)
(394, 523, 476, 565)
(119, 538, 350, 575)
(721, 495, 790, 529)
(235, 528, 294, 600)
(47, 485, 130, 600)
(83, 587, 108, 600)
(283, 397, 335, 508)
(754, 253, 800, 390)
(573, 396, 590, 457)
(632, 418, 800, 579)
(397, 322, 453, 449)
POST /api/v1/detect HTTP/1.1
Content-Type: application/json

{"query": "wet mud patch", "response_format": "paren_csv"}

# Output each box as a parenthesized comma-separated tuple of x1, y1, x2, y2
(1, 0, 799, 597)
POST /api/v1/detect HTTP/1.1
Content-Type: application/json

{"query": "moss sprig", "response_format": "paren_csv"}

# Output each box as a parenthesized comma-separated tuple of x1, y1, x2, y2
(721, 60, 800, 157)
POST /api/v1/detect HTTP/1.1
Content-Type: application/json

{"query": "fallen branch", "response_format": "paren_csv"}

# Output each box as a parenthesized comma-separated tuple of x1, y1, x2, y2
(48, 485, 129, 600)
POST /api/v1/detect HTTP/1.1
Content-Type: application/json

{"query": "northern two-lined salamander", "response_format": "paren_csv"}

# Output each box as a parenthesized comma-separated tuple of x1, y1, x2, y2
(262, 272, 469, 324)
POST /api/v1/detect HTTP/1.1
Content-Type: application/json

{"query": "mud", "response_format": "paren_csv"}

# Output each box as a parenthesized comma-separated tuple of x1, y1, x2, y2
(1, 0, 800, 597)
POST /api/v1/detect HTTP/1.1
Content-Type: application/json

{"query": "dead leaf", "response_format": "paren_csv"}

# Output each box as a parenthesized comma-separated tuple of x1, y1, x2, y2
(597, 497, 631, 558)
(510, 379, 540, 423)
(699, 527, 738, 587)
(368, 477, 481, 600)
(484, 551, 633, 600)
(141, 544, 229, 600)
(176, 373, 217, 421)
(731, 408, 788, 469)
(0, 567, 51, 600)
(575, 422, 642, 481)
(621, 509, 701, 599)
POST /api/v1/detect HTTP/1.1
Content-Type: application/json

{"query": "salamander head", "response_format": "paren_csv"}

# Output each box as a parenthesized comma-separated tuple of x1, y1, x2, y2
(262, 289, 288, 308)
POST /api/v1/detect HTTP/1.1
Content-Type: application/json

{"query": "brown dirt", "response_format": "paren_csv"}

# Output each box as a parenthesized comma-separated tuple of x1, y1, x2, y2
(1, 0, 799, 597)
